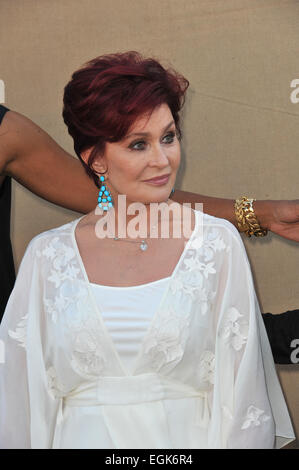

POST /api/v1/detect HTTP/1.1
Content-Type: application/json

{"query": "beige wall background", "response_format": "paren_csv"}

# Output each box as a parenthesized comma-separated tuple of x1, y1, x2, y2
(0, 0, 298, 447)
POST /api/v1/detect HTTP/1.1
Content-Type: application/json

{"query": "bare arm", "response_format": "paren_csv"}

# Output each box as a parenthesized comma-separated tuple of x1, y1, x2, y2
(170, 190, 236, 224)
(171, 189, 299, 242)
(0, 110, 98, 213)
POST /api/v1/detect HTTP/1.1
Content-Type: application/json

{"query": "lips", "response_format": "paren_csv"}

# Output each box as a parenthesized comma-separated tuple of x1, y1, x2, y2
(143, 173, 170, 183)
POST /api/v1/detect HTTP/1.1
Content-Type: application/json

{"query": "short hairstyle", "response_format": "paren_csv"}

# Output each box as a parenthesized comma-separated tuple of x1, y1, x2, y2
(62, 51, 189, 188)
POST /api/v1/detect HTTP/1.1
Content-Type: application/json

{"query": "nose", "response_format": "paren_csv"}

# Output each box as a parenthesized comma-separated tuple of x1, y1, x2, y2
(148, 143, 169, 168)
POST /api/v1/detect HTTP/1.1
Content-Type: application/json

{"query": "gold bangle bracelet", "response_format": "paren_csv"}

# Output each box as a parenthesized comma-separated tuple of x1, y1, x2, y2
(234, 196, 268, 238)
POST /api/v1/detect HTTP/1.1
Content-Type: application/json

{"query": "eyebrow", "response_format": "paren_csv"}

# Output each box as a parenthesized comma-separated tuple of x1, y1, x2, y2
(124, 120, 175, 140)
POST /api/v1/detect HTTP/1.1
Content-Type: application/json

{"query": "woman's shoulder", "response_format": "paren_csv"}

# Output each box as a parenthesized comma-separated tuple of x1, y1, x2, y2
(25, 216, 80, 252)
(201, 211, 239, 233)
(196, 210, 244, 247)
(168, 203, 243, 248)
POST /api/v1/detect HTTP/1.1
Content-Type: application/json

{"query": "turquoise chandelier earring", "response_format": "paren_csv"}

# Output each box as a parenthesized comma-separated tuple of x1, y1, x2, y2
(98, 175, 113, 211)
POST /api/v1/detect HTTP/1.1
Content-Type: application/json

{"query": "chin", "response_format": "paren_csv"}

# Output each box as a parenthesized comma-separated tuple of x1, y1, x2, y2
(146, 193, 172, 204)
(125, 185, 173, 205)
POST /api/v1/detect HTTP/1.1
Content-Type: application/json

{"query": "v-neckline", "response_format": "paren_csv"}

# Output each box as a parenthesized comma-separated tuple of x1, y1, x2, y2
(70, 210, 199, 377)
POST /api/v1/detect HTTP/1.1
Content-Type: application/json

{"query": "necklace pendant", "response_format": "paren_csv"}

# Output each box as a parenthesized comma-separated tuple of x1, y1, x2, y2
(140, 240, 148, 251)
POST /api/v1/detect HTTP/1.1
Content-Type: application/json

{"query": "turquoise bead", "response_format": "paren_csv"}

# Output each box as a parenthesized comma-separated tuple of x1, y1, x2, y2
(97, 178, 113, 210)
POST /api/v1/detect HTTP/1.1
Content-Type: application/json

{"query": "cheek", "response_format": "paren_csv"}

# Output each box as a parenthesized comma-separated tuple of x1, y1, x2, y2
(112, 161, 141, 181)
(170, 146, 181, 168)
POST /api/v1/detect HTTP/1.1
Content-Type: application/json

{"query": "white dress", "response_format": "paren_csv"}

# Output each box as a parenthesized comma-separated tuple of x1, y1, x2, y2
(90, 277, 171, 375)
(0, 210, 295, 449)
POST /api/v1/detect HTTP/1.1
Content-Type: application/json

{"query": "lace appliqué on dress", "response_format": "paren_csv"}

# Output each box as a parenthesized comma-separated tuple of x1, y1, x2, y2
(241, 405, 271, 430)
(219, 307, 248, 351)
(8, 314, 28, 349)
(69, 316, 107, 379)
(170, 228, 225, 314)
(198, 350, 215, 385)
(142, 226, 227, 372)
(46, 366, 68, 399)
(143, 306, 188, 371)
(38, 230, 108, 379)
(37, 236, 80, 288)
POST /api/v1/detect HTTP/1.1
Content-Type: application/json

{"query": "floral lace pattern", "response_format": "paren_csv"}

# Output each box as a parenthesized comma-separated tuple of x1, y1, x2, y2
(69, 316, 107, 379)
(36, 236, 80, 289)
(8, 314, 28, 349)
(241, 405, 271, 430)
(44, 283, 88, 324)
(169, 228, 225, 315)
(218, 307, 248, 351)
(143, 306, 188, 371)
(46, 366, 68, 399)
(198, 350, 215, 384)
(37, 229, 108, 379)
(142, 224, 227, 371)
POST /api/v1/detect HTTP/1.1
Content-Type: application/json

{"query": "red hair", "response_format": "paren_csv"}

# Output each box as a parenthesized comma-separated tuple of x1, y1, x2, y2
(62, 51, 189, 188)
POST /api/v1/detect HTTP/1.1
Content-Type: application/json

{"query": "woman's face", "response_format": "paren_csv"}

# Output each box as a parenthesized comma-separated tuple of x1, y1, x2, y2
(91, 103, 181, 206)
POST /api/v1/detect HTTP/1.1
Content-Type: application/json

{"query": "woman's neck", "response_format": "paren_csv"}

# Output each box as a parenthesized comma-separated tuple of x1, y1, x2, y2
(94, 197, 192, 241)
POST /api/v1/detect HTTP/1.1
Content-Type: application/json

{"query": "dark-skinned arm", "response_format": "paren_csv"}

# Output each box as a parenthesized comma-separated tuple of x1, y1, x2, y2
(0, 110, 98, 213)
(170, 189, 299, 243)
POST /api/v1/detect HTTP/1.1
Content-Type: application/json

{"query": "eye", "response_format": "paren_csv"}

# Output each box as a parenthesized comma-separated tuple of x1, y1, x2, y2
(129, 139, 146, 151)
(128, 131, 176, 151)
(162, 131, 176, 144)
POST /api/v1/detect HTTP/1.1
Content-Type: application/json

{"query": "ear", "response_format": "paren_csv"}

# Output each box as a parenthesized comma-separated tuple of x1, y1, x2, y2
(81, 148, 107, 175)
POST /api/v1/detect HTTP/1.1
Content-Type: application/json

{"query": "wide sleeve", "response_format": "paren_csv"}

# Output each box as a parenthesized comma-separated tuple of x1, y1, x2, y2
(0, 238, 60, 449)
(209, 222, 295, 449)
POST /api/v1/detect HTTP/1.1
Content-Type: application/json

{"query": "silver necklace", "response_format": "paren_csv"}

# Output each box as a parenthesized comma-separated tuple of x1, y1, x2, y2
(113, 222, 159, 252)
(113, 236, 149, 251)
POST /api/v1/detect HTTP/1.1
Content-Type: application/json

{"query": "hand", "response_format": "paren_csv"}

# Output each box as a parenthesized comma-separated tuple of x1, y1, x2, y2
(255, 200, 299, 242)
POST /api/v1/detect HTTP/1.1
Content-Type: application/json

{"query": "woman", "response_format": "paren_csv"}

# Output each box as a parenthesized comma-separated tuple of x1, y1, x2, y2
(0, 51, 295, 448)
(1, 107, 299, 364)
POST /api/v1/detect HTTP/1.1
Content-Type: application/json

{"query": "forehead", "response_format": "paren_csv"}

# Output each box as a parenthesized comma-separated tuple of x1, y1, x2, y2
(128, 103, 173, 134)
